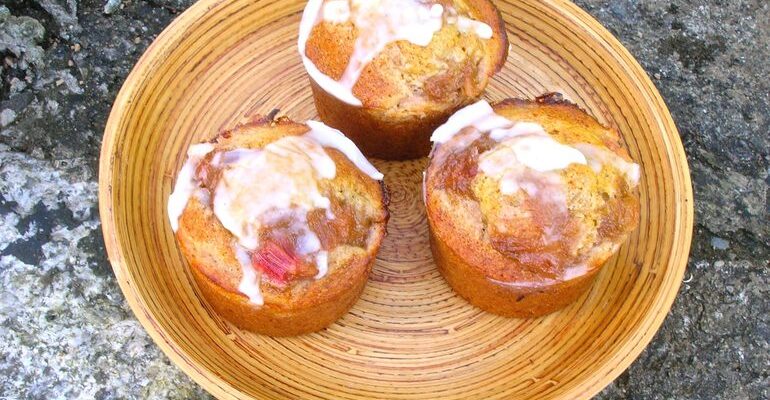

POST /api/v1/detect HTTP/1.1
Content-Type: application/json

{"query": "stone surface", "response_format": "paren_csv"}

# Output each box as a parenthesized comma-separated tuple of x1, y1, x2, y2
(0, 0, 767, 399)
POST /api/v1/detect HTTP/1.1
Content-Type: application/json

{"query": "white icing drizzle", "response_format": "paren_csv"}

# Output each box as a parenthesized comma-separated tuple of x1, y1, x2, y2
(574, 143, 641, 187)
(299, 0, 360, 104)
(322, 0, 351, 23)
(169, 123, 382, 305)
(314, 251, 329, 279)
(298, 0, 495, 106)
(305, 120, 384, 180)
(421, 170, 428, 205)
(432, 100, 588, 201)
(488, 122, 546, 142)
(213, 136, 334, 251)
(234, 244, 263, 305)
(212, 136, 334, 305)
(432, 101, 556, 146)
(453, 15, 494, 38)
(480, 135, 587, 174)
(259, 208, 324, 256)
(167, 143, 215, 232)
(431, 100, 507, 143)
(431, 101, 642, 202)
(561, 264, 587, 281)
(193, 188, 211, 206)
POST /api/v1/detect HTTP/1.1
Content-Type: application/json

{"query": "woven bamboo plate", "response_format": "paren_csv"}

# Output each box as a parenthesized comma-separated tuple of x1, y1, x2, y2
(99, 0, 693, 398)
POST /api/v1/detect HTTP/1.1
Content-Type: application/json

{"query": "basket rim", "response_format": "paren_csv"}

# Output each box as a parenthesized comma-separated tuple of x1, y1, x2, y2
(98, 0, 694, 398)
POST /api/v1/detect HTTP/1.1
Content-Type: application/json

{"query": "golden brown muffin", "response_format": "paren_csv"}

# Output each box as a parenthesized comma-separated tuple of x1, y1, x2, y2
(168, 114, 389, 336)
(425, 93, 641, 317)
(299, 0, 508, 160)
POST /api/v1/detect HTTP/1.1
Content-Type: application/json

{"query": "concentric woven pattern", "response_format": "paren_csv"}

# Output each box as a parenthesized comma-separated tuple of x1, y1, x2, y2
(99, 0, 693, 399)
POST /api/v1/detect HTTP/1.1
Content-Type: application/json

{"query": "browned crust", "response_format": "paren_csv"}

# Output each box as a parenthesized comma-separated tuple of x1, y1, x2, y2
(425, 96, 639, 318)
(175, 114, 389, 335)
(430, 230, 599, 318)
(305, 0, 509, 160)
(190, 243, 376, 336)
(495, 93, 627, 152)
(496, 92, 590, 111)
(467, 0, 509, 73)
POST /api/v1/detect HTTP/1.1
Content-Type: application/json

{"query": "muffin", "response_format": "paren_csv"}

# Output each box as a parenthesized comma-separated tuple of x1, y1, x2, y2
(425, 93, 641, 317)
(298, 0, 508, 160)
(168, 113, 389, 336)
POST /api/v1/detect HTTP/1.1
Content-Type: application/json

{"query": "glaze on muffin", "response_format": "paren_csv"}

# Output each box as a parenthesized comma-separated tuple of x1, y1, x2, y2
(425, 94, 640, 317)
(168, 114, 388, 335)
(299, 0, 508, 159)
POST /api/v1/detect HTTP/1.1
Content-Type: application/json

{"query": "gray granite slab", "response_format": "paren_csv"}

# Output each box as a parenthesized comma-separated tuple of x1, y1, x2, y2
(0, 0, 767, 398)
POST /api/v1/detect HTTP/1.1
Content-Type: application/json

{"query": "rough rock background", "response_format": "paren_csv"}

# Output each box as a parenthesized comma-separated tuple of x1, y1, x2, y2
(0, 0, 767, 398)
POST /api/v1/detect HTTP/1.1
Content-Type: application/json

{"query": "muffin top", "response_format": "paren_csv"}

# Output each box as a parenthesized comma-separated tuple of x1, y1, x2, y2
(169, 115, 388, 307)
(425, 95, 641, 285)
(299, 0, 508, 113)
